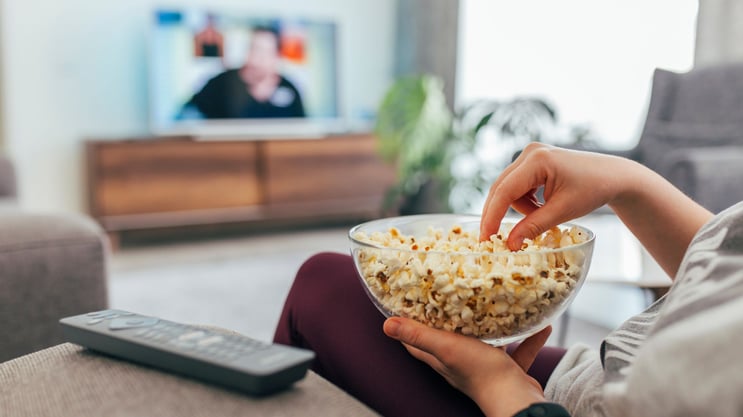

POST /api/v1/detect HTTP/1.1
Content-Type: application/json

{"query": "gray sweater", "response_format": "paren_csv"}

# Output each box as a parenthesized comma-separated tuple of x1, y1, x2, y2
(545, 201, 743, 416)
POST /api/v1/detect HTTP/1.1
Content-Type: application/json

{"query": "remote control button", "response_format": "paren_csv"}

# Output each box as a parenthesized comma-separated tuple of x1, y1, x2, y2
(169, 340, 196, 350)
(178, 331, 206, 341)
(258, 351, 289, 366)
(87, 318, 105, 325)
(197, 335, 224, 347)
(109, 317, 159, 330)
(86, 310, 119, 319)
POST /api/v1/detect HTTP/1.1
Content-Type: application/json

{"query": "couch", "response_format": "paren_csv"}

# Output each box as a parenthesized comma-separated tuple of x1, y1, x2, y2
(0, 155, 109, 362)
(0, 155, 378, 415)
(0, 340, 379, 416)
(578, 63, 743, 213)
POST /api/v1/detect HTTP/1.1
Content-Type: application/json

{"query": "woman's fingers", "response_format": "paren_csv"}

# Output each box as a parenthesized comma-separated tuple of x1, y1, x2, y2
(402, 343, 446, 374)
(383, 316, 549, 414)
(480, 148, 530, 239)
(506, 197, 575, 250)
(482, 144, 609, 250)
(384, 317, 489, 366)
(510, 190, 543, 216)
(480, 173, 542, 240)
(510, 326, 552, 372)
(384, 317, 447, 355)
(480, 144, 555, 241)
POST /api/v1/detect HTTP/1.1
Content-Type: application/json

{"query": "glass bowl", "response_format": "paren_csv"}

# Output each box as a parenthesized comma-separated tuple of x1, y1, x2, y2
(349, 214, 595, 346)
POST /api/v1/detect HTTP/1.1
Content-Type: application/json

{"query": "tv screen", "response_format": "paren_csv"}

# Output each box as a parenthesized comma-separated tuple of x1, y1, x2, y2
(149, 9, 341, 137)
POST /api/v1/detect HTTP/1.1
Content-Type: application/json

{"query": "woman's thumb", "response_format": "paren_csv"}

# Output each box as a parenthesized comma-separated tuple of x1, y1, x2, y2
(507, 205, 565, 251)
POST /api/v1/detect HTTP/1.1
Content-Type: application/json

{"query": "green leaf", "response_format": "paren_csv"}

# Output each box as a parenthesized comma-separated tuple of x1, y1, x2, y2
(374, 74, 453, 194)
(472, 111, 495, 135)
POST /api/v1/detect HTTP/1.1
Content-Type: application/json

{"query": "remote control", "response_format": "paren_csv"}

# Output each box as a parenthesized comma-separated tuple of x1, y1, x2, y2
(60, 309, 315, 395)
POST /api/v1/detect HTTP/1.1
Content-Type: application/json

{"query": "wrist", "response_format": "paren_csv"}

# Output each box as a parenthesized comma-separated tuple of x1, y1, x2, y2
(476, 382, 545, 417)
(607, 158, 660, 211)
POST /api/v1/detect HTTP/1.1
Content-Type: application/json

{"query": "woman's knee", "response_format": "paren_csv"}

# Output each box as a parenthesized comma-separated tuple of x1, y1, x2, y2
(295, 252, 354, 283)
(288, 252, 357, 302)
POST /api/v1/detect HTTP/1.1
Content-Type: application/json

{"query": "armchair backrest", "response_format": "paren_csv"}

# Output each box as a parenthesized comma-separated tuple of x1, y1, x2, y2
(636, 63, 743, 173)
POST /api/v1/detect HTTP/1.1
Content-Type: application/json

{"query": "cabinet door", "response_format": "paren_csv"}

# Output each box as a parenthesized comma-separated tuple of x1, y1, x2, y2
(263, 134, 395, 205)
(89, 140, 261, 216)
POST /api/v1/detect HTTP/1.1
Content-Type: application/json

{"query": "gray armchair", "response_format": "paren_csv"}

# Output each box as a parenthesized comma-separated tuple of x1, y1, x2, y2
(581, 63, 743, 213)
(0, 155, 109, 362)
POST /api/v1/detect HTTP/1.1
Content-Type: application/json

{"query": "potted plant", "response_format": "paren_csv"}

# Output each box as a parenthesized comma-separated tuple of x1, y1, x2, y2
(447, 97, 560, 213)
(374, 75, 454, 214)
(374, 73, 563, 215)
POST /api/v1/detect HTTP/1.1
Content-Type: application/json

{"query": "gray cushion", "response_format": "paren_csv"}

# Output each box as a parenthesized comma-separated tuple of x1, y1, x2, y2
(643, 67, 680, 122)
(0, 210, 108, 361)
(0, 343, 380, 417)
(638, 121, 743, 173)
(635, 64, 743, 173)
(661, 146, 743, 213)
(670, 62, 743, 124)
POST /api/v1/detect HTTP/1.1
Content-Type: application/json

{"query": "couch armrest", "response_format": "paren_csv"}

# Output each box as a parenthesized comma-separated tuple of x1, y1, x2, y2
(1, 344, 381, 417)
(0, 155, 17, 199)
(660, 146, 743, 213)
(0, 209, 109, 361)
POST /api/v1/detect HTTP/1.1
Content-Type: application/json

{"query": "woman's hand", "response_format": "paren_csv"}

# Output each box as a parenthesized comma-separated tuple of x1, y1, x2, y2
(479, 143, 712, 277)
(384, 317, 550, 417)
(480, 143, 629, 250)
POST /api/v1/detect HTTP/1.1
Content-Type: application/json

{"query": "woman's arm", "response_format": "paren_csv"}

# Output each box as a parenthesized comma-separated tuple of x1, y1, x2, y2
(607, 158, 713, 278)
(480, 143, 713, 278)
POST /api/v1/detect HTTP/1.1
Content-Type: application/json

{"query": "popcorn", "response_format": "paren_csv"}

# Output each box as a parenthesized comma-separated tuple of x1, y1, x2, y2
(352, 224, 589, 340)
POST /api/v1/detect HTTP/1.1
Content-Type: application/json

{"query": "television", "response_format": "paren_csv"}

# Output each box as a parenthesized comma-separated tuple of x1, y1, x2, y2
(148, 8, 343, 138)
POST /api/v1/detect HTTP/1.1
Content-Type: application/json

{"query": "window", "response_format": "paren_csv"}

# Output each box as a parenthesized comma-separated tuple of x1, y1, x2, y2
(456, 0, 699, 149)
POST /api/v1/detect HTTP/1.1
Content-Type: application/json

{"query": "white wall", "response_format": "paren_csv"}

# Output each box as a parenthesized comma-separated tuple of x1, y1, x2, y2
(457, 0, 698, 150)
(0, 0, 396, 213)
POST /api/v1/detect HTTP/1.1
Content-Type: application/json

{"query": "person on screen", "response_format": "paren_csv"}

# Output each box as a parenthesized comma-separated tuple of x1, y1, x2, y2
(183, 25, 306, 119)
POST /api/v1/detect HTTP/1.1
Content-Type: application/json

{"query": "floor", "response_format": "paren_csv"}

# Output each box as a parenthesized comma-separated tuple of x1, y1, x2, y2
(108, 225, 631, 349)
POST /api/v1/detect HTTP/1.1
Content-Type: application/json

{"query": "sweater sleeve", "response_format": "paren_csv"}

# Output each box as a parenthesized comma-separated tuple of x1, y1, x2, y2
(550, 202, 743, 417)
(544, 343, 608, 417)
(602, 294, 743, 416)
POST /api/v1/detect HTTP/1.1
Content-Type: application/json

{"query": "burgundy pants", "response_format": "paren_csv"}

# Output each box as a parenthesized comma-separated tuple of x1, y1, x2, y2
(273, 252, 566, 417)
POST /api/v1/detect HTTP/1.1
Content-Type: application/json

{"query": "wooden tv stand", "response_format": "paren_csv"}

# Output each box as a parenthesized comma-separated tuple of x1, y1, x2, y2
(85, 133, 395, 245)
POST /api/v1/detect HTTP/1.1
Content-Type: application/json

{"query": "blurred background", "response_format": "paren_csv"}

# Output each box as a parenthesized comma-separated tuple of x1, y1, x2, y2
(0, 0, 737, 214)
(1, 0, 741, 344)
